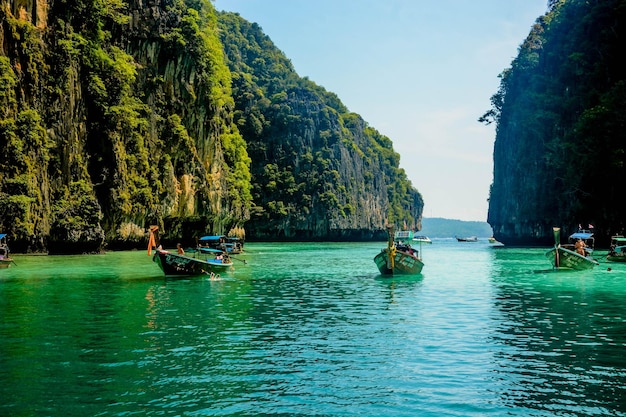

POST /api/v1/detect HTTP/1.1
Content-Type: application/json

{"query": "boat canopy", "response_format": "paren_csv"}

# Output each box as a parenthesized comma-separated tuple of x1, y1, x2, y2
(569, 230, 594, 240)
(0, 234, 6, 239)
(395, 230, 414, 240)
(199, 235, 225, 242)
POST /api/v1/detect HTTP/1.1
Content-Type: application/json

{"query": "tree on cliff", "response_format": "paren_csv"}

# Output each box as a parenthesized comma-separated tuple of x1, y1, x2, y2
(0, 0, 252, 252)
(218, 12, 423, 240)
(481, 0, 626, 246)
(0, 0, 422, 251)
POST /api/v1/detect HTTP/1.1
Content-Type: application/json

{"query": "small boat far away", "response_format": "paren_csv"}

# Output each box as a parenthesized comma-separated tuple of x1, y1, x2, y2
(456, 236, 478, 242)
(412, 235, 432, 244)
(606, 235, 626, 262)
(545, 227, 599, 270)
(374, 226, 424, 275)
(0, 234, 16, 268)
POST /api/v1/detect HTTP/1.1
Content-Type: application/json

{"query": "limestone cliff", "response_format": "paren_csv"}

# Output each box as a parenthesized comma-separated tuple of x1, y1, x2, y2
(1, 0, 251, 252)
(485, 0, 626, 247)
(218, 13, 423, 240)
(0, 0, 423, 252)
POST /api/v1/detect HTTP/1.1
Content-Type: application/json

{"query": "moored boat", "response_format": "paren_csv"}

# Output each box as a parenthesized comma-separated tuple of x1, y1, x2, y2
(412, 235, 432, 244)
(198, 235, 244, 254)
(374, 226, 424, 275)
(152, 248, 233, 277)
(456, 236, 478, 242)
(607, 235, 626, 262)
(545, 227, 599, 270)
(0, 234, 15, 268)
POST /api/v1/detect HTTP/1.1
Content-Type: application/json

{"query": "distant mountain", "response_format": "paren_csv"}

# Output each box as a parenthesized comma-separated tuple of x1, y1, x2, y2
(419, 218, 493, 239)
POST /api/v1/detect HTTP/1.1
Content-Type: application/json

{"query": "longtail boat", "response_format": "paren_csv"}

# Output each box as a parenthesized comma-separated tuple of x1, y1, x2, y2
(374, 226, 424, 275)
(152, 248, 233, 277)
(148, 226, 234, 277)
(545, 227, 599, 270)
(606, 235, 626, 262)
(0, 234, 15, 268)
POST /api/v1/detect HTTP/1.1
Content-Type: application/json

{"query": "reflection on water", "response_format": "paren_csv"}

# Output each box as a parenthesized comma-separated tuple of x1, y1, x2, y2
(1, 242, 625, 416)
(490, 247, 626, 416)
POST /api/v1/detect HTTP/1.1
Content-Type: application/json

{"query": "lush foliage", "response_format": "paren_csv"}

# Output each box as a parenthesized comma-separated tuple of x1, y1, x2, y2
(218, 12, 422, 239)
(483, 0, 626, 243)
(1, 1, 421, 250)
(0, 0, 252, 251)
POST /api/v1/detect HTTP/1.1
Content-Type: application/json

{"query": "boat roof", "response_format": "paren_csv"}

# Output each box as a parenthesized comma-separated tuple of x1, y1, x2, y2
(199, 235, 240, 242)
(0, 234, 6, 239)
(395, 230, 413, 239)
(199, 235, 225, 241)
(611, 236, 626, 243)
(569, 231, 594, 240)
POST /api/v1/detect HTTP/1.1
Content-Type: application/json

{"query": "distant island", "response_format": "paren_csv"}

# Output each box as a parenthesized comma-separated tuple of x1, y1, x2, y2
(419, 218, 493, 239)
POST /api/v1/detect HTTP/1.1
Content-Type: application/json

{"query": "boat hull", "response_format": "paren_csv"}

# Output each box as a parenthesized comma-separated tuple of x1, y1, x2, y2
(374, 249, 423, 275)
(545, 247, 598, 270)
(412, 236, 432, 244)
(0, 259, 13, 268)
(153, 250, 232, 277)
(606, 253, 626, 262)
(607, 238, 626, 262)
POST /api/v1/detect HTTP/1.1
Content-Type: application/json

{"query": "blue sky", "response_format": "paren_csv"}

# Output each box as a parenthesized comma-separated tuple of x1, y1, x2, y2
(213, 0, 548, 221)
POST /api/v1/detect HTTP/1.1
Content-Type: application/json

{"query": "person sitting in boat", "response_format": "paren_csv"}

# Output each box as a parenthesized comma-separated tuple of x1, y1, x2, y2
(575, 239, 587, 256)
(215, 253, 223, 263)
(177, 243, 185, 255)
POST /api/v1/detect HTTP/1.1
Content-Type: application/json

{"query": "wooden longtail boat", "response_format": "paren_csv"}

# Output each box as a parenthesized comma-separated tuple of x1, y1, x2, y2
(374, 226, 424, 275)
(152, 248, 233, 277)
(0, 234, 15, 268)
(606, 235, 626, 262)
(545, 227, 599, 270)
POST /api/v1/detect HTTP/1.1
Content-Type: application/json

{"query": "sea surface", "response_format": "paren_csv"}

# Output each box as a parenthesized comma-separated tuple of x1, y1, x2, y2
(1, 239, 625, 416)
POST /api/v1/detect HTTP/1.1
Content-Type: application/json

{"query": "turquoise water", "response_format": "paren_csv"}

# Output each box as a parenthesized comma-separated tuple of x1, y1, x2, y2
(1, 240, 625, 416)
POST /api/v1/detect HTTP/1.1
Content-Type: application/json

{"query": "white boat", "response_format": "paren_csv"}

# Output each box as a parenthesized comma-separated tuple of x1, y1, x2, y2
(412, 235, 432, 244)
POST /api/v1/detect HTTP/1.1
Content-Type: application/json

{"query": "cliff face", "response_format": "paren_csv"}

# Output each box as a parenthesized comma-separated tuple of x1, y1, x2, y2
(485, 0, 626, 247)
(219, 13, 423, 241)
(0, 0, 423, 252)
(1, 0, 251, 252)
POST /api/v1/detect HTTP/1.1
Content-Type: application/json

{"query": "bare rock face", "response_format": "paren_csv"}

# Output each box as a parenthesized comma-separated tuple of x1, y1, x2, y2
(4, 0, 48, 28)
(0, 1, 423, 251)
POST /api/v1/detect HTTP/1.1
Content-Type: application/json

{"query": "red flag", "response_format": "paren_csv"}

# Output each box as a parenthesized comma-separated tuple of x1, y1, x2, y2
(589, 224, 594, 229)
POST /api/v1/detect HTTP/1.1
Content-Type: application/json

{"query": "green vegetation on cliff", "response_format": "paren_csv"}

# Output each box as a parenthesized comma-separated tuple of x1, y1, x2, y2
(218, 12, 422, 240)
(482, 0, 626, 246)
(1, 0, 252, 252)
(0, 0, 422, 251)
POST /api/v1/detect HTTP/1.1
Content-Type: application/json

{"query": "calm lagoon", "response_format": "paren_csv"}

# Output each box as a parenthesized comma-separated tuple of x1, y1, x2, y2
(1, 240, 625, 416)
